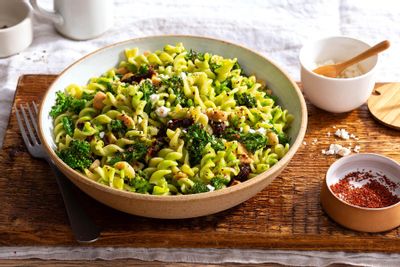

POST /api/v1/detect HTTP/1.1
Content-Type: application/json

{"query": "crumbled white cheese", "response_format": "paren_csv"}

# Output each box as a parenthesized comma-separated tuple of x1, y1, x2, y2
(248, 128, 256, 134)
(180, 72, 187, 80)
(149, 94, 159, 104)
(256, 127, 267, 135)
(99, 132, 105, 138)
(353, 145, 361, 153)
(155, 106, 170, 118)
(206, 184, 215, 192)
(239, 127, 243, 132)
(322, 144, 351, 157)
(335, 129, 350, 140)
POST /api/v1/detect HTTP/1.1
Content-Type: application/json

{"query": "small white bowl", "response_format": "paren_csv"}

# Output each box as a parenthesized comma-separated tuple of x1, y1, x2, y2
(299, 36, 378, 113)
(321, 153, 400, 232)
(0, 0, 33, 58)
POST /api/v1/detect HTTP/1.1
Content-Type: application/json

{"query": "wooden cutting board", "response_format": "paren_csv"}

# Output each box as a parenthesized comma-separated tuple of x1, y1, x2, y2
(1, 75, 399, 252)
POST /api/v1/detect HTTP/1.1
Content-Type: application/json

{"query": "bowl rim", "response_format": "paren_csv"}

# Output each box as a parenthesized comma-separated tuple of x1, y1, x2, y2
(38, 34, 308, 202)
(0, 0, 32, 33)
(325, 153, 400, 210)
(299, 35, 378, 81)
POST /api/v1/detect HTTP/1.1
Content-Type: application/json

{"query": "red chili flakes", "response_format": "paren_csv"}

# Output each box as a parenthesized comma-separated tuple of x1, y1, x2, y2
(330, 170, 400, 208)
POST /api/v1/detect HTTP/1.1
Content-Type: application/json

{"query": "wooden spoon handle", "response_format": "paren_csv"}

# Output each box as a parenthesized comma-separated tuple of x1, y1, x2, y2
(339, 40, 390, 69)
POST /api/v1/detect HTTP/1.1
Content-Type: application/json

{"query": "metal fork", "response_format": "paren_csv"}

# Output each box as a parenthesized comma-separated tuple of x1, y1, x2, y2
(16, 101, 100, 243)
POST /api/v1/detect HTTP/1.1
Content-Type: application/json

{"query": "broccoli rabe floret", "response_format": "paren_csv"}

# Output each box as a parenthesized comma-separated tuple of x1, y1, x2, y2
(110, 119, 126, 135)
(108, 142, 149, 165)
(210, 176, 229, 190)
(139, 80, 156, 114)
(238, 132, 268, 153)
(234, 93, 257, 108)
(185, 49, 205, 62)
(57, 140, 92, 170)
(50, 91, 86, 118)
(124, 143, 148, 162)
(61, 116, 74, 136)
(162, 76, 192, 107)
(188, 181, 209, 194)
(129, 171, 153, 194)
(185, 124, 224, 165)
(223, 128, 268, 153)
(277, 132, 290, 145)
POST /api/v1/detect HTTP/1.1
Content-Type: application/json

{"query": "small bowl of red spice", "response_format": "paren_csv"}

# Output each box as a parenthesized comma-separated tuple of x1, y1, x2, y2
(321, 153, 400, 232)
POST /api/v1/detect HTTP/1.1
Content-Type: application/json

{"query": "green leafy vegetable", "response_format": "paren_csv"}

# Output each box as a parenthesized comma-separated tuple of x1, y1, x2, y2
(61, 116, 74, 136)
(110, 119, 127, 135)
(108, 142, 149, 165)
(210, 176, 229, 190)
(234, 93, 257, 108)
(209, 62, 222, 72)
(57, 140, 92, 170)
(277, 132, 290, 145)
(188, 181, 209, 194)
(50, 91, 86, 118)
(139, 80, 156, 114)
(185, 49, 205, 62)
(162, 75, 192, 107)
(238, 132, 268, 153)
(224, 128, 268, 153)
(138, 64, 150, 75)
(185, 124, 224, 165)
(214, 77, 232, 95)
(125, 143, 148, 162)
(128, 171, 153, 194)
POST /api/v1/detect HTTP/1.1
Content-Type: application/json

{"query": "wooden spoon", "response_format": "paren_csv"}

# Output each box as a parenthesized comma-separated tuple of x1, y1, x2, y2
(313, 40, 390, 78)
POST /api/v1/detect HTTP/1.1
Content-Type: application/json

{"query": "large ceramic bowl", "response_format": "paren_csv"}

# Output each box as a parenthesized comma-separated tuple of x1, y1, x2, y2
(39, 35, 307, 219)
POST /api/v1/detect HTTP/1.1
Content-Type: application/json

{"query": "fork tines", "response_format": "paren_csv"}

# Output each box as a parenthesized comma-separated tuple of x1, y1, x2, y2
(15, 101, 41, 147)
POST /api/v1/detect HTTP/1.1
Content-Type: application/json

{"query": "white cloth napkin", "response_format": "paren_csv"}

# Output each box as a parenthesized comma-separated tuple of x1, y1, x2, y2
(0, 0, 399, 265)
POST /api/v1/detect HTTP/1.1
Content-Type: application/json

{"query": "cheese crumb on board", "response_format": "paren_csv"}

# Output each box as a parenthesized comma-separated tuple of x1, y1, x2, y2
(322, 144, 351, 157)
(335, 129, 350, 140)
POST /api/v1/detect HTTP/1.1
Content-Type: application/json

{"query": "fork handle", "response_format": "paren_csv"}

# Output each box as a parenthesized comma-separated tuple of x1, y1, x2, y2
(48, 160, 100, 243)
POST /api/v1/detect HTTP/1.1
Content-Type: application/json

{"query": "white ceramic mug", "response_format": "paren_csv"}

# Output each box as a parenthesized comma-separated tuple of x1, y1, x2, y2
(30, 0, 113, 40)
(0, 0, 33, 57)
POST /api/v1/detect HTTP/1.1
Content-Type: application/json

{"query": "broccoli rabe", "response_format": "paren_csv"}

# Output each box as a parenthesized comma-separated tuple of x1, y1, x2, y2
(125, 142, 148, 162)
(185, 124, 224, 165)
(162, 76, 192, 107)
(139, 80, 156, 114)
(110, 119, 126, 135)
(188, 181, 209, 194)
(185, 49, 205, 62)
(238, 132, 268, 153)
(234, 93, 257, 108)
(50, 91, 86, 118)
(210, 176, 229, 190)
(209, 62, 222, 72)
(108, 142, 149, 165)
(223, 128, 268, 153)
(128, 171, 153, 194)
(277, 132, 290, 145)
(57, 140, 92, 170)
(61, 116, 74, 136)
(214, 77, 232, 95)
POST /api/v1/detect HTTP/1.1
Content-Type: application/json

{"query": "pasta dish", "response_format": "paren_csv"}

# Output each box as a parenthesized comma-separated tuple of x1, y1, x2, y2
(50, 43, 293, 195)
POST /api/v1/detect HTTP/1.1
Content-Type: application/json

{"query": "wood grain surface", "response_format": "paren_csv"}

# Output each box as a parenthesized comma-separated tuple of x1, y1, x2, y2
(1, 75, 399, 252)
(368, 83, 400, 130)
